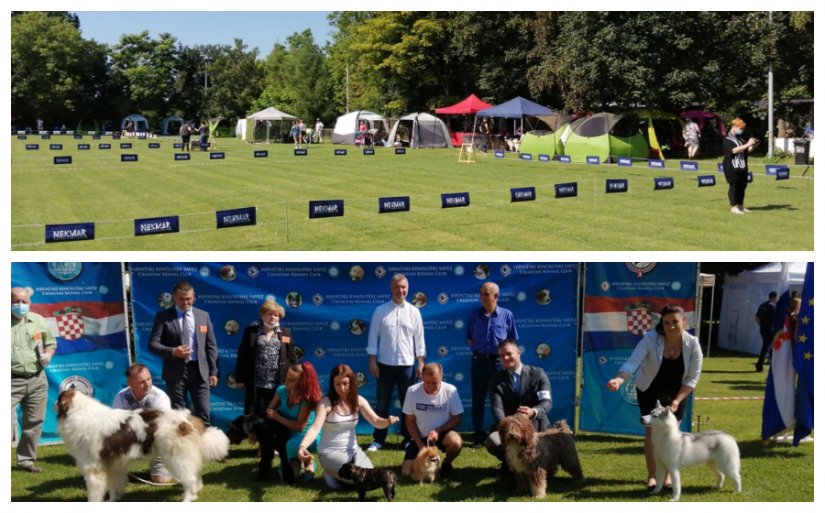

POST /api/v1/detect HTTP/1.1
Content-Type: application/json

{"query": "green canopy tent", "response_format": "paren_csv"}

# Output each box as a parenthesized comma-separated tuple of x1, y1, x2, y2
(561, 112, 648, 162)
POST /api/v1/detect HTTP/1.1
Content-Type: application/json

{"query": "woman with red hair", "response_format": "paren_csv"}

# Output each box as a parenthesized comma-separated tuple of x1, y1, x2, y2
(722, 117, 760, 214)
(265, 362, 322, 483)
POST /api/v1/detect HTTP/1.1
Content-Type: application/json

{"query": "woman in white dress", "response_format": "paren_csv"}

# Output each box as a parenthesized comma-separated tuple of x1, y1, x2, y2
(297, 364, 398, 488)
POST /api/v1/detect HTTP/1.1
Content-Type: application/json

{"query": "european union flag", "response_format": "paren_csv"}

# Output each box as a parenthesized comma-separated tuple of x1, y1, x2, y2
(793, 263, 814, 446)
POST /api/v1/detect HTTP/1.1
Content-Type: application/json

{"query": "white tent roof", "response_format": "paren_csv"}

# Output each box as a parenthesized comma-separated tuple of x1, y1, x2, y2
(717, 262, 806, 355)
(248, 107, 298, 121)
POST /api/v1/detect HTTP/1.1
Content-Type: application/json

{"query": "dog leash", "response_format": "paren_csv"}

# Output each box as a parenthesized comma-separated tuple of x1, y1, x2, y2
(128, 473, 177, 486)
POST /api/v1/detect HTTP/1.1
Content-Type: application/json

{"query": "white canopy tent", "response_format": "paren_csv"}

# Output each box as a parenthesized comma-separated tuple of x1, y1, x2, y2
(241, 107, 298, 143)
(717, 262, 806, 354)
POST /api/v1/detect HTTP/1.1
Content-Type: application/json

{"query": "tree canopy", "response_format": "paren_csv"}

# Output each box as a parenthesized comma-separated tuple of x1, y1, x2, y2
(11, 11, 814, 132)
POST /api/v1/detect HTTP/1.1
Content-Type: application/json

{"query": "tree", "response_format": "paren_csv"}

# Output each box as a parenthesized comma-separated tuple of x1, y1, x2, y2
(109, 31, 181, 125)
(193, 41, 264, 122)
(257, 30, 331, 121)
(11, 11, 108, 129)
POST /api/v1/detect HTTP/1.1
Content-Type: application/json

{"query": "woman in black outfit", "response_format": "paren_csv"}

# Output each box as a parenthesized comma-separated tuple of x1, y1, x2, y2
(722, 117, 759, 215)
(235, 300, 295, 417)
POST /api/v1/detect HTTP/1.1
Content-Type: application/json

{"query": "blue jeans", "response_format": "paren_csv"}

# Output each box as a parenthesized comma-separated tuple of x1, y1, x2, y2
(471, 353, 502, 442)
(373, 363, 415, 444)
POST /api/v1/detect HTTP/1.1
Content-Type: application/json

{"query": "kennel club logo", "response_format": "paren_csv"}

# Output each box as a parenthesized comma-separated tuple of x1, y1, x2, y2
(54, 306, 85, 340)
(625, 302, 653, 336)
(626, 262, 657, 277)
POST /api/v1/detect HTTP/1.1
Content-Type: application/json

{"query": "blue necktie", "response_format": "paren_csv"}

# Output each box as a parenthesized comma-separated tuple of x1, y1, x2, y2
(511, 372, 520, 392)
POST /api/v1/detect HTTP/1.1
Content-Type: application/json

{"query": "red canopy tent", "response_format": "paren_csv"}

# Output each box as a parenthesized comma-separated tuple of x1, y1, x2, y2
(436, 94, 494, 146)
(435, 94, 493, 115)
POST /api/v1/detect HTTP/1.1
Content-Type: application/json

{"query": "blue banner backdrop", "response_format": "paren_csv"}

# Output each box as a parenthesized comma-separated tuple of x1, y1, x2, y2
(129, 262, 580, 434)
(580, 263, 699, 436)
(11, 262, 129, 443)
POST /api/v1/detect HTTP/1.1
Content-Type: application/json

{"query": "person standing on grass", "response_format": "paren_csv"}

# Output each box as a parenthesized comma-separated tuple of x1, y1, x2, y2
(754, 291, 778, 372)
(466, 282, 518, 448)
(366, 273, 427, 453)
(179, 121, 191, 152)
(606, 304, 703, 492)
(11, 286, 56, 474)
(315, 118, 324, 143)
(148, 281, 219, 426)
(722, 117, 759, 215)
(682, 118, 701, 159)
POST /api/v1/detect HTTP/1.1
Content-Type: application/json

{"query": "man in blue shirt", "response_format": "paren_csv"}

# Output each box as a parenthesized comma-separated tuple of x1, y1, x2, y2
(465, 282, 518, 448)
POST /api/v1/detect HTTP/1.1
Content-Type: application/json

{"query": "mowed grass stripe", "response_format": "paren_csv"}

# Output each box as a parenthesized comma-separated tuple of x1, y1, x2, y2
(11, 137, 814, 250)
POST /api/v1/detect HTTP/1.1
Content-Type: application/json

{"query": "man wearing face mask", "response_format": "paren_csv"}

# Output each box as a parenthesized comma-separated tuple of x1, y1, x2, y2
(11, 287, 57, 473)
(148, 281, 219, 426)
(722, 117, 759, 215)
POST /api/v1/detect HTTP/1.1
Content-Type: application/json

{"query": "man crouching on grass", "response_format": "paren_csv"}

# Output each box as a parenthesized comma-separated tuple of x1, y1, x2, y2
(401, 363, 464, 480)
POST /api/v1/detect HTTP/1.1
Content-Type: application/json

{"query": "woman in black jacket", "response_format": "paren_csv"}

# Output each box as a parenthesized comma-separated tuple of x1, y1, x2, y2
(235, 300, 295, 415)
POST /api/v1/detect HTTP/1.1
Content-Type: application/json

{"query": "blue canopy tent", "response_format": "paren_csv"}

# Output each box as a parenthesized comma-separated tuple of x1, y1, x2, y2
(474, 96, 555, 149)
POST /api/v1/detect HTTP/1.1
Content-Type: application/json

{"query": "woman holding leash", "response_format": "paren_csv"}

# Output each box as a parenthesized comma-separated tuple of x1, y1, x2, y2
(606, 304, 703, 492)
(265, 362, 322, 483)
(297, 364, 399, 489)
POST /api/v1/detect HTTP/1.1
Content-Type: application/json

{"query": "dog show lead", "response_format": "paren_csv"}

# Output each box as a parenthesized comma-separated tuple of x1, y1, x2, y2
(607, 304, 703, 493)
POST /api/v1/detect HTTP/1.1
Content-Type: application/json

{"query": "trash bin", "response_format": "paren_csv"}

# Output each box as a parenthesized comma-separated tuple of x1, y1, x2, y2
(794, 139, 811, 165)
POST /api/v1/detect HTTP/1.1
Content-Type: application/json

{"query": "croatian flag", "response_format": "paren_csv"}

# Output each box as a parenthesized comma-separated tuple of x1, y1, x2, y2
(793, 263, 814, 445)
(31, 300, 127, 354)
(761, 263, 794, 440)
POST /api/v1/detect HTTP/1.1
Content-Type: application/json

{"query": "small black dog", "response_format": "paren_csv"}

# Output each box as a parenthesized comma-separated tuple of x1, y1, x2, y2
(226, 414, 295, 483)
(338, 462, 397, 501)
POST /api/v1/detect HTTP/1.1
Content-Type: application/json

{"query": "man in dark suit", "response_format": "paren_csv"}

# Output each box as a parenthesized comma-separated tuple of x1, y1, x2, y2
(484, 339, 553, 462)
(148, 281, 219, 426)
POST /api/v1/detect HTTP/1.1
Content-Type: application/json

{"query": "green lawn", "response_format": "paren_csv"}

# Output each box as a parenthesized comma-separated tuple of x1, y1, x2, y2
(10, 350, 813, 502)
(10, 136, 814, 251)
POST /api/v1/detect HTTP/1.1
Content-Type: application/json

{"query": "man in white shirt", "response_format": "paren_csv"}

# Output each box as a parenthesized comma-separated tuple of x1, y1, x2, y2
(315, 118, 324, 143)
(366, 273, 426, 452)
(401, 363, 463, 478)
(113, 364, 173, 483)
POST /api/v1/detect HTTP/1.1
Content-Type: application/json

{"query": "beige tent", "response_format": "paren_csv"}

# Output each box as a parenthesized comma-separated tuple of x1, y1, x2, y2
(243, 107, 298, 143)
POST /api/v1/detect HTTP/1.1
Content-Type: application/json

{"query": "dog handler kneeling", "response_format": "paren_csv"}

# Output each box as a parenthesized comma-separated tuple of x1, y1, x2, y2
(607, 304, 703, 492)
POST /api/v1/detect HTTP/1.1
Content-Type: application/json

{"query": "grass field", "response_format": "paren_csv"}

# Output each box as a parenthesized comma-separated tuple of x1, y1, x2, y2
(10, 350, 814, 502)
(10, 135, 814, 251)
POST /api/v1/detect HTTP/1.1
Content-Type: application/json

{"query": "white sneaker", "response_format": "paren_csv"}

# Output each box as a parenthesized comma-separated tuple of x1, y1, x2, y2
(731, 206, 744, 215)
(741, 207, 752, 213)
(366, 441, 383, 452)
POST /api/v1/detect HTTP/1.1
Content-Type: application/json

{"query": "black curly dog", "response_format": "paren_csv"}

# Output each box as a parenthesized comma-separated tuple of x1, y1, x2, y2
(338, 462, 397, 501)
(226, 414, 296, 483)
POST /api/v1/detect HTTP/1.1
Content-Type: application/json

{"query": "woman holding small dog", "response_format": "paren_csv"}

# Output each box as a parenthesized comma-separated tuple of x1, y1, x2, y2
(265, 362, 323, 482)
(606, 304, 703, 492)
(297, 364, 399, 489)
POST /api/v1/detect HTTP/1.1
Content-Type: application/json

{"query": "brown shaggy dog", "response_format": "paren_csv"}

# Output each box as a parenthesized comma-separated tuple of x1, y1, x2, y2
(498, 415, 583, 498)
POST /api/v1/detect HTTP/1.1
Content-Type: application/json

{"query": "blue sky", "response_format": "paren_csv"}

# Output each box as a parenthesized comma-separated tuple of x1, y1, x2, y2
(75, 11, 334, 56)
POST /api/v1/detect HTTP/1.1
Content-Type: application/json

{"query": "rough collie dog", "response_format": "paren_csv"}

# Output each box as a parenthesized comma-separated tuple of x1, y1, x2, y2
(498, 415, 583, 498)
(645, 400, 741, 501)
(412, 445, 441, 484)
(56, 389, 229, 502)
